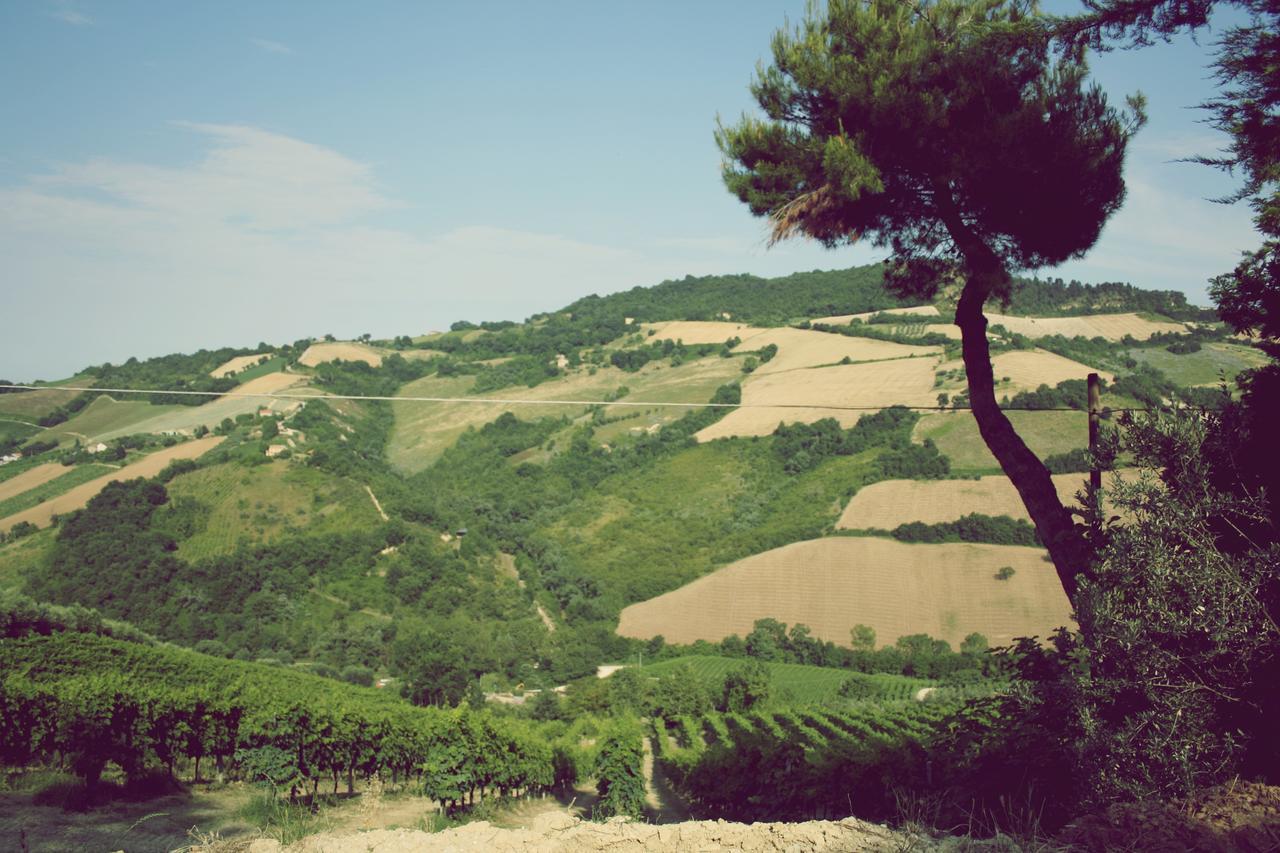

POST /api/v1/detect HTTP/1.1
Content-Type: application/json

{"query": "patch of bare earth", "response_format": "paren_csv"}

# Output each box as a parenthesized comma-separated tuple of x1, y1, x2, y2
(241, 812, 931, 852)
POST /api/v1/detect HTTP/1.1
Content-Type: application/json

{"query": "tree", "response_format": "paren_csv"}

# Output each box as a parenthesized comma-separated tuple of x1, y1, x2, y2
(717, 0, 1143, 598)
(1050, 0, 1279, 533)
(720, 660, 772, 712)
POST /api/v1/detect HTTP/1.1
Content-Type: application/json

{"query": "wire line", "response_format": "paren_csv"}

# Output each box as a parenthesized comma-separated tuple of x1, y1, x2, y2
(0, 383, 1132, 413)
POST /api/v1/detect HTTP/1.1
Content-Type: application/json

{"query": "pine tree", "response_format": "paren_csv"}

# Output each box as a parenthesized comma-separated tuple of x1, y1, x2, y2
(716, 0, 1144, 597)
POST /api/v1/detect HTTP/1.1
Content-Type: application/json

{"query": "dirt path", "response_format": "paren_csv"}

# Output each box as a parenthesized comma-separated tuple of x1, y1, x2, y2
(534, 602, 556, 633)
(642, 735, 691, 824)
(365, 486, 389, 521)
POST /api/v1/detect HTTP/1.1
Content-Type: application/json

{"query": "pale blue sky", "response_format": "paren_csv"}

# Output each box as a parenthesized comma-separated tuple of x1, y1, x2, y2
(0, 1, 1259, 380)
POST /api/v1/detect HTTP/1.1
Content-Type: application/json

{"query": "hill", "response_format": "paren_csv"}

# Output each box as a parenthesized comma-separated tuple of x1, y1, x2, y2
(0, 261, 1248, 702)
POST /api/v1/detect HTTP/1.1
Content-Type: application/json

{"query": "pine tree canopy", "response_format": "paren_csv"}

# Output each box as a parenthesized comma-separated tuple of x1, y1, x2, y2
(716, 0, 1146, 301)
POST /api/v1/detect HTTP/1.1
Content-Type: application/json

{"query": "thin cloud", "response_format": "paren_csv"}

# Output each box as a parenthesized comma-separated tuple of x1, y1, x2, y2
(250, 37, 293, 55)
(52, 8, 92, 26)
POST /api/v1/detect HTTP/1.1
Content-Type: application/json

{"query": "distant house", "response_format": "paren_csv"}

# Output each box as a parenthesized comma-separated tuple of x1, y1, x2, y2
(84, 442, 108, 454)
(257, 407, 274, 417)
(265, 444, 289, 458)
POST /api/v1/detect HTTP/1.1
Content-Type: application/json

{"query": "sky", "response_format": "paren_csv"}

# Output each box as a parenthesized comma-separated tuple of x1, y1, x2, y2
(0, 1, 1261, 381)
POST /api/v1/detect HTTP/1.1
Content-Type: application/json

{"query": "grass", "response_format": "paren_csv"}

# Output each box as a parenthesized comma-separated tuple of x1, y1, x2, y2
(0, 376, 93, 420)
(913, 409, 1088, 473)
(1127, 342, 1270, 387)
(544, 440, 878, 605)
(0, 419, 39, 447)
(31, 396, 183, 447)
(164, 460, 383, 561)
(0, 527, 56, 588)
(639, 654, 933, 704)
(233, 356, 287, 383)
(386, 354, 744, 473)
(0, 463, 116, 520)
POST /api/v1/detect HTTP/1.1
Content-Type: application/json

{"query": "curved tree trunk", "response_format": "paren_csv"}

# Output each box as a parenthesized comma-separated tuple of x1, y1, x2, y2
(955, 283, 1088, 601)
(939, 207, 1090, 602)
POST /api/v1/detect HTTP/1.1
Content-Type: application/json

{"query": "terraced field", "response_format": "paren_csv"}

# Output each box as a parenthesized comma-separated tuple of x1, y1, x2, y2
(913, 410, 1088, 472)
(0, 437, 224, 532)
(617, 536, 1072, 648)
(164, 460, 382, 561)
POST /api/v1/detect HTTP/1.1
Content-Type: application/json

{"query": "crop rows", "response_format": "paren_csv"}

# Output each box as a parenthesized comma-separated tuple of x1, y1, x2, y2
(0, 633, 576, 809)
(657, 702, 951, 822)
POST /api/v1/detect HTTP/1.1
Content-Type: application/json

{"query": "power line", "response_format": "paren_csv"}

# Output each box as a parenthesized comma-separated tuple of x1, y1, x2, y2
(0, 383, 1128, 413)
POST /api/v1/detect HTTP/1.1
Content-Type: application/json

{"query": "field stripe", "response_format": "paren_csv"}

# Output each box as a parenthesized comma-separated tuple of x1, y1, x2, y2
(0, 437, 224, 532)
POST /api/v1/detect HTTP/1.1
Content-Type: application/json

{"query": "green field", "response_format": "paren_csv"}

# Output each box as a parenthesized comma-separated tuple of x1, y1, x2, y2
(0, 377, 92, 420)
(164, 460, 383, 561)
(233, 355, 287, 383)
(386, 354, 743, 473)
(31, 395, 183, 447)
(0, 419, 39, 446)
(639, 654, 934, 704)
(0, 463, 117, 521)
(1128, 342, 1269, 386)
(545, 439, 878, 606)
(0, 527, 55, 589)
(913, 409, 1088, 472)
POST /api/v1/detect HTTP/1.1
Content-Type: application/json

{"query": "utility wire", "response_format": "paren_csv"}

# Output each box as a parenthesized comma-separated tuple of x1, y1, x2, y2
(0, 383, 1147, 413)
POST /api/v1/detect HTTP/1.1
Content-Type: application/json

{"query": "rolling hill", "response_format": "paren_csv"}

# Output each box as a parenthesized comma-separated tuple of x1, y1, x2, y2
(0, 262, 1247, 690)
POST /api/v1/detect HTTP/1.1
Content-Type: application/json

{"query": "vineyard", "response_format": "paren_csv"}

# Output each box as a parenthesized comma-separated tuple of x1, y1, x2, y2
(653, 701, 952, 821)
(0, 633, 588, 811)
(639, 655, 935, 704)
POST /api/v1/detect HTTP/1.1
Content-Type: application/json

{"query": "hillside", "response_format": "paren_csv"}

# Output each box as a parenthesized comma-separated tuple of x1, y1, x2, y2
(0, 261, 1245, 695)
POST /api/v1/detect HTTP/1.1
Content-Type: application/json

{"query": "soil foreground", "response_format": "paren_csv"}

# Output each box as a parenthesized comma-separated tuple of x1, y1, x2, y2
(229, 813, 933, 852)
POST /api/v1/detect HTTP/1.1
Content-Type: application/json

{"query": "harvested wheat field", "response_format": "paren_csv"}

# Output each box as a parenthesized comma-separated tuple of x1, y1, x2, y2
(696, 357, 939, 441)
(95, 372, 305, 441)
(209, 352, 270, 378)
(937, 349, 1113, 397)
(735, 327, 940, 374)
(837, 470, 1128, 529)
(298, 341, 384, 367)
(0, 436, 224, 532)
(985, 311, 1186, 341)
(810, 304, 940, 325)
(642, 320, 760, 345)
(617, 536, 1072, 648)
(0, 463, 68, 503)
